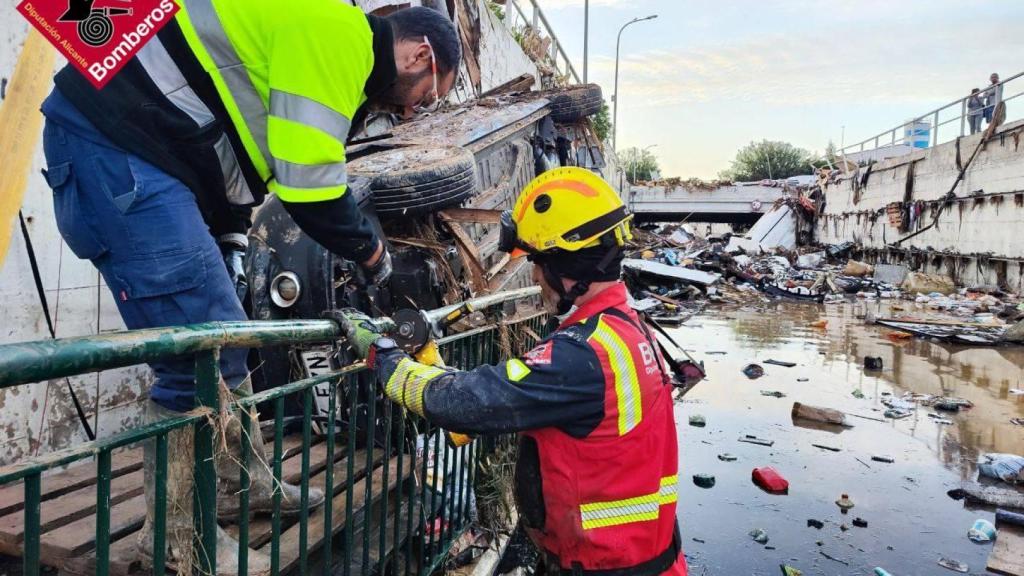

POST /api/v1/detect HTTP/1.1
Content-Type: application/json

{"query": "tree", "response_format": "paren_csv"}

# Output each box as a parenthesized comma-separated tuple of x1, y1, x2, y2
(591, 100, 611, 142)
(719, 140, 814, 182)
(621, 147, 660, 183)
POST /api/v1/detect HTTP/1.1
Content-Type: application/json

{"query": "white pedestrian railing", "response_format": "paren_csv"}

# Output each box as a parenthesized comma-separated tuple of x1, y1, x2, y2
(503, 0, 581, 84)
(840, 71, 1024, 157)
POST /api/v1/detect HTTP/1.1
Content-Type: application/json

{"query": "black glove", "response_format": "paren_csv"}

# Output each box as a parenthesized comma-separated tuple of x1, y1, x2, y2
(219, 233, 249, 303)
(362, 245, 393, 286)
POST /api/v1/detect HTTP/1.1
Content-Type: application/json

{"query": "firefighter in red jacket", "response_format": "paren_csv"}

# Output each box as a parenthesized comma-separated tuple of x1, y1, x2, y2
(339, 167, 687, 575)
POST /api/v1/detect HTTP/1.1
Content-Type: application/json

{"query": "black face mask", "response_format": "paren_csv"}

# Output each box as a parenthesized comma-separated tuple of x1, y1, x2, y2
(532, 246, 623, 315)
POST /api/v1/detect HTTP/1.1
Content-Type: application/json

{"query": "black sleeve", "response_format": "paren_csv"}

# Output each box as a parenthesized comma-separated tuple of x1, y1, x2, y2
(282, 193, 380, 263)
(414, 332, 607, 437)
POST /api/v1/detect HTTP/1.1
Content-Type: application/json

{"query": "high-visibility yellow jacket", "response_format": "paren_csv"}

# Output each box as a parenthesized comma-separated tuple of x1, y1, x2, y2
(51, 0, 395, 261)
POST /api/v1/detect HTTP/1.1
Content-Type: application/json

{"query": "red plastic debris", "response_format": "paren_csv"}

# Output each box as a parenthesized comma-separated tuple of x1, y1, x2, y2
(752, 466, 789, 494)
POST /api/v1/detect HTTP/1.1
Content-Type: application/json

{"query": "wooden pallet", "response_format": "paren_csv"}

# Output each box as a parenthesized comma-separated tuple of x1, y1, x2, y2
(0, 435, 411, 576)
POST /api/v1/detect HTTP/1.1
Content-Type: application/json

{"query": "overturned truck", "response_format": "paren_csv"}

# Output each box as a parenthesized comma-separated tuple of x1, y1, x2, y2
(245, 85, 608, 412)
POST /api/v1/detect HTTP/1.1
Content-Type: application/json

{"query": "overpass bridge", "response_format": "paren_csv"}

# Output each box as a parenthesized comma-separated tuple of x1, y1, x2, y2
(626, 182, 790, 224)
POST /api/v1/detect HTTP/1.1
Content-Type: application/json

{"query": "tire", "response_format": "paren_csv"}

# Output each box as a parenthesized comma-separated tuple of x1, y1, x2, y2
(348, 146, 478, 217)
(547, 84, 603, 123)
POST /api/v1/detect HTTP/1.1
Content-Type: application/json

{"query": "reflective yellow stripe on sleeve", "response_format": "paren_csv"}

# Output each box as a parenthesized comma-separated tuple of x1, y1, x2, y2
(384, 357, 446, 417)
(589, 318, 642, 435)
(579, 475, 678, 530)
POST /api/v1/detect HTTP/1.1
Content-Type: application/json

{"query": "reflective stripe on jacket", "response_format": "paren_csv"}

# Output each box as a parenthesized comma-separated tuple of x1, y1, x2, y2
(169, 0, 373, 203)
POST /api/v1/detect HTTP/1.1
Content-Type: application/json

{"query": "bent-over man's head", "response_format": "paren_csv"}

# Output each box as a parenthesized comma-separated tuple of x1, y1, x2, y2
(375, 7, 461, 119)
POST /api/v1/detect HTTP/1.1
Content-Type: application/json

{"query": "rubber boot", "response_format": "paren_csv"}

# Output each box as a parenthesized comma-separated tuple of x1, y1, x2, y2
(136, 400, 272, 575)
(216, 381, 326, 520)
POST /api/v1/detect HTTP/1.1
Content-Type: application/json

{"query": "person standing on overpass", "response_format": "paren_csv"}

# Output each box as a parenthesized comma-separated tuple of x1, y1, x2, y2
(39, 2, 461, 573)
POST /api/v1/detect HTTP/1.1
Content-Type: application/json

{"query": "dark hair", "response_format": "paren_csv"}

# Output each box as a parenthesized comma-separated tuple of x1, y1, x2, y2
(387, 7, 462, 75)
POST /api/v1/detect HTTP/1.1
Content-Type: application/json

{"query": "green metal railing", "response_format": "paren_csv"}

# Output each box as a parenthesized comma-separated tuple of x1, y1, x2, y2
(0, 313, 547, 575)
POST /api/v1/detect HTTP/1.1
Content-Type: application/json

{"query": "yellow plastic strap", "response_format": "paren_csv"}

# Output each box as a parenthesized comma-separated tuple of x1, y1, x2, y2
(590, 319, 642, 435)
(385, 357, 446, 417)
(579, 475, 677, 530)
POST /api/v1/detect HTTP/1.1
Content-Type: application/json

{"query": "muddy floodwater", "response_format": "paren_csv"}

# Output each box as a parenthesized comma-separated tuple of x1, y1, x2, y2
(669, 300, 1024, 576)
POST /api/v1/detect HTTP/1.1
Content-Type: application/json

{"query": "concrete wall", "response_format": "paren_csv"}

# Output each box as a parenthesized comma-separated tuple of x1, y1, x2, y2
(0, 9, 148, 465)
(817, 120, 1024, 291)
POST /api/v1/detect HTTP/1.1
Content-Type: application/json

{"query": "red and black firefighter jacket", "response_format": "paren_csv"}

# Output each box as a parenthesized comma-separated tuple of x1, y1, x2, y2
(374, 283, 687, 575)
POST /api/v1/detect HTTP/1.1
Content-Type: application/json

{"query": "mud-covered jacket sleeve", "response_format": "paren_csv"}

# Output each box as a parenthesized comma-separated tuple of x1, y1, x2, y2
(375, 331, 607, 437)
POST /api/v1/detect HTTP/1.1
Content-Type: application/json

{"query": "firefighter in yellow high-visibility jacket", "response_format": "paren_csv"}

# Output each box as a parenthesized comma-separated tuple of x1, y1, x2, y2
(39, 2, 461, 573)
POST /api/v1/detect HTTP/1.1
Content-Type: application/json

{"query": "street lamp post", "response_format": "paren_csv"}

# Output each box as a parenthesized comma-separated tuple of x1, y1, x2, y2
(583, 0, 589, 83)
(631, 144, 657, 183)
(613, 14, 657, 151)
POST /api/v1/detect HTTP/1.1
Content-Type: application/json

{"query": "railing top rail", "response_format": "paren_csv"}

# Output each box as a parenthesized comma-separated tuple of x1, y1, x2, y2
(0, 319, 339, 389)
(508, 0, 581, 84)
(841, 70, 1024, 154)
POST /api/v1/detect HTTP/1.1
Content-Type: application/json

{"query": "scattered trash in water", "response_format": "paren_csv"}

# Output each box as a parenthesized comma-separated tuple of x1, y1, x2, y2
(738, 435, 774, 447)
(864, 356, 883, 370)
(810, 319, 828, 329)
(742, 363, 765, 379)
(706, 351, 728, 355)
(874, 568, 893, 576)
(760, 390, 786, 398)
(749, 528, 769, 544)
(779, 565, 802, 576)
(871, 455, 895, 463)
(692, 537, 705, 544)
(807, 519, 824, 529)
(717, 453, 738, 462)
(752, 466, 789, 494)
(884, 408, 912, 419)
(995, 509, 1024, 527)
(812, 443, 840, 452)
(937, 557, 968, 573)
(935, 400, 961, 412)
(689, 414, 707, 427)
(1012, 418, 1024, 426)
(851, 389, 865, 399)
(693, 473, 716, 488)
(792, 402, 849, 426)
(977, 453, 1024, 484)
(764, 359, 796, 367)
(967, 519, 996, 543)
(852, 517, 869, 528)
(796, 377, 810, 382)
(836, 493, 855, 513)
(885, 331, 913, 342)
(928, 413, 954, 425)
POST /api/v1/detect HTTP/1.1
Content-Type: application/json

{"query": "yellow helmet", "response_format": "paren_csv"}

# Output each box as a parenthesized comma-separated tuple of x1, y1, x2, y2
(499, 167, 632, 257)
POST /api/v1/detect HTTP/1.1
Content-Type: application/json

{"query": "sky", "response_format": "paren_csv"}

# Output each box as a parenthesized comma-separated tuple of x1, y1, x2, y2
(527, 0, 1024, 179)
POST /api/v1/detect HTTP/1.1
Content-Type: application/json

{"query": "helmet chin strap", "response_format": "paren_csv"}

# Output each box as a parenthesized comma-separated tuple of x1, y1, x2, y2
(539, 245, 621, 316)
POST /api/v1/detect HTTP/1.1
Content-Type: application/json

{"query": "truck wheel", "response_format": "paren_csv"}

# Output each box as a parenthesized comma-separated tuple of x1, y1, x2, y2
(350, 146, 478, 217)
(548, 84, 603, 123)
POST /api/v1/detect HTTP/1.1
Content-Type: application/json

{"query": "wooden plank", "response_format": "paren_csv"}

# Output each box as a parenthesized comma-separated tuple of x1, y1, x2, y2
(0, 449, 142, 517)
(988, 523, 1024, 576)
(438, 215, 488, 294)
(225, 448, 383, 549)
(438, 208, 503, 225)
(0, 468, 143, 555)
(270, 458, 402, 573)
(39, 493, 147, 564)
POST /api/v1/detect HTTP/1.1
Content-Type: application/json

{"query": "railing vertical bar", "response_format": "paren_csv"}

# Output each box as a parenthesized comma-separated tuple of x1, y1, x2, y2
(23, 473, 40, 576)
(95, 450, 112, 576)
(323, 376, 337, 575)
(393, 408, 406, 574)
(153, 434, 167, 576)
(194, 349, 221, 576)
(437, 440, 450, 551)
(299, 388, 313, 574)
(362, 376, 376, 575)
(344, 374, 358, 576)
(933, 111, 940, 147)
(409, 419, 424, 576)
(238, 407, 251, 576)
(960, 98, 967, 136)
(427, 426, 441, 565)
(271, 396, 285, 575)
(377, 401, 393, 574)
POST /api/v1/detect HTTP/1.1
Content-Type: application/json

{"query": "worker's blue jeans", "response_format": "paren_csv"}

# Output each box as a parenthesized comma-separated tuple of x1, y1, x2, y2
(40, 89, 248, 413)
